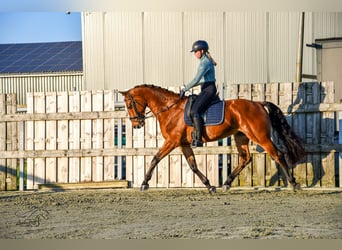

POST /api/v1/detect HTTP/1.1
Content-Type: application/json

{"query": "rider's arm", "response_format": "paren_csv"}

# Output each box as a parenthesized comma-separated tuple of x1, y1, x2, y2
(183, 58, 210, 92)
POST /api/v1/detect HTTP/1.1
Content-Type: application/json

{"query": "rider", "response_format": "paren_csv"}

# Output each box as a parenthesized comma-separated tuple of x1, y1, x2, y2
(180, 40, 217, 147)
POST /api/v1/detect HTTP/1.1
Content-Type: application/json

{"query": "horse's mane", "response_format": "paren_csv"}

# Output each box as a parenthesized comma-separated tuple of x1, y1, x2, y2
(133, 84, 179, 97)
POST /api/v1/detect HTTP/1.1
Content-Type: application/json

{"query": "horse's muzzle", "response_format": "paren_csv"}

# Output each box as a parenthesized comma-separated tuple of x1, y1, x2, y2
(132, 119, 145, 129)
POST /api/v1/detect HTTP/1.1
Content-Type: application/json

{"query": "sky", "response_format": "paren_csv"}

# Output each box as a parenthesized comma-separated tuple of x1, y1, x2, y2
(0, 12, 82, 44)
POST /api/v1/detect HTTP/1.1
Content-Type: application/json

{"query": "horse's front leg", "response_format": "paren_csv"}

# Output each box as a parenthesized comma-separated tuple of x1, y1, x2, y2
(141, 140, 176, 191)
(181, 145, 216, 193)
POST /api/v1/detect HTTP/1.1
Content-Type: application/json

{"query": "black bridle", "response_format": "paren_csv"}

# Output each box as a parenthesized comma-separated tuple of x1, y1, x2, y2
(125, 92, 147, 128)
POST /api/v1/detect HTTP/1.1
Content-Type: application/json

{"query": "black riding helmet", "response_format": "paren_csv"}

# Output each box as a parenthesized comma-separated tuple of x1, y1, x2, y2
(190, 40, 209, 52)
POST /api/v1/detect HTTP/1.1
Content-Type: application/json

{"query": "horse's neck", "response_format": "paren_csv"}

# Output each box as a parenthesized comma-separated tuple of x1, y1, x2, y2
(145, 92, 168, 112)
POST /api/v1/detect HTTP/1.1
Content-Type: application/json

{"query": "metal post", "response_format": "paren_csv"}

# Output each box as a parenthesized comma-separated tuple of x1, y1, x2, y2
(296, 12, 305, 83)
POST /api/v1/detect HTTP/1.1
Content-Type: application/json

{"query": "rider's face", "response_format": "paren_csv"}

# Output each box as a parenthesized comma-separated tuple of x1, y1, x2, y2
(194, 50, 203, 59)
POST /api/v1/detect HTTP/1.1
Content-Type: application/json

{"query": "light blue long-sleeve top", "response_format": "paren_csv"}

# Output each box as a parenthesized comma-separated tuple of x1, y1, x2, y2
(183, 54, 215, 92)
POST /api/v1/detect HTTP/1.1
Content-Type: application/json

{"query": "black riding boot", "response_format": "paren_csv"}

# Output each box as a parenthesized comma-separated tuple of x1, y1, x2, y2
(192, 116, 204, 147)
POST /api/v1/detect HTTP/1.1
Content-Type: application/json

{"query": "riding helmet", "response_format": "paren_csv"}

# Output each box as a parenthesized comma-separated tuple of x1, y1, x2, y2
(190, 40, 209, 52)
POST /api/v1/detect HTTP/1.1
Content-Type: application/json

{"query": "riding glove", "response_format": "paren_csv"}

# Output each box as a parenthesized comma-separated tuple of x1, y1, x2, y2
(180, 89, 185, 99)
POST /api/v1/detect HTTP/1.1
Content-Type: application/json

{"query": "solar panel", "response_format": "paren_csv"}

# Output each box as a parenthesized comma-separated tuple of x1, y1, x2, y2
(0, 41, 83, 73)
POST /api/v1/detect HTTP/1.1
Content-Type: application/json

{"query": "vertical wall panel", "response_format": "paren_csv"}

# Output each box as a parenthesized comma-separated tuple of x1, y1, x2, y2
(104, 12, 143, 89)
(144, 12, 183, 86)
(225, 12, 267, 85)
(82, 12, 105, 90)
(268, 12, 300, 83)
(302, 12, 315, 79)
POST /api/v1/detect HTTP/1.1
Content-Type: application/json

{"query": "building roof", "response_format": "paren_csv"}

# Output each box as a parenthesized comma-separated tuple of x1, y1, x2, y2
(0, 41, 82, 74)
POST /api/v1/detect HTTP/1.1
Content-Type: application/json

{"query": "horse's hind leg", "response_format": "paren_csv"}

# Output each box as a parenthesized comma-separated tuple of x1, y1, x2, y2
(260, 140, 301, 191)
(181, 145, 216, 193)
(223, 132, 251, 191)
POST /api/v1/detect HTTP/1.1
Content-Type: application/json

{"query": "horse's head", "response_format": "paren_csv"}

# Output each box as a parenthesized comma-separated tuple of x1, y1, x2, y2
(119, 90, 147, 129)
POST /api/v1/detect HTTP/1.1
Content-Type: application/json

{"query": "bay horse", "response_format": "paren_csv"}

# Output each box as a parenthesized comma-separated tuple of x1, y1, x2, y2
(119, 84, 305, 193)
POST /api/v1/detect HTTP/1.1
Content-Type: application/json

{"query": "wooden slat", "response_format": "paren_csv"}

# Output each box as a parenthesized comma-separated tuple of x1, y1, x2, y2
(146, 116, 158, 188)
(45, 92, 57, 184)
(251, 83, 266, 187)
(26, 93, 34, 189)
(57, 92, 69, 184)
(307, 82, 321, 187)
(291, 82, 307, 187)
(168, 86, 182, 188)
(68, 92, 80, 183)
(5, 94, 18, 190)
(0, 110, 127, 122)
(103, 90, 115, 181)
(265, 82, 281, 186)
(206, 141, 219, 187)
(33, 93, 46, 189)
(125, 116, 133, 187)
(80, 91, 92, 181)
(238, 83, 252, 186)
(133, 122, 145, 188)
(321, 81, 336, 187)
(3, 103, 342, 123)
(281, 82, 296, 187)
(229, 84, 240, 187)
(1, 143, 341, 159)
(38, 180, 128, 190)
(92, 90, 104, 182)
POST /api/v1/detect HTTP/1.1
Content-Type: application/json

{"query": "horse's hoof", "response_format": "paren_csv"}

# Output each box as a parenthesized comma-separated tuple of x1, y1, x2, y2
(208, 186, 216, 194)
(140, 184, 149, 191)
(293, 183, 301, 191)
(222, 185, 231, 191)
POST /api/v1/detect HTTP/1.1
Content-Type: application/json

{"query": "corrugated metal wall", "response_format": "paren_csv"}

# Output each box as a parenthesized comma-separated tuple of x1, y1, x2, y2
(0, 72, 84, 106)
(82, 12, 342, 91)
(104, 12, 143, 88)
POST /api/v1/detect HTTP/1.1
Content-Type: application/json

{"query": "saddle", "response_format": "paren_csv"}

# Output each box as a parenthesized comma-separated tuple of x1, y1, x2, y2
(184, 94, 225, 126)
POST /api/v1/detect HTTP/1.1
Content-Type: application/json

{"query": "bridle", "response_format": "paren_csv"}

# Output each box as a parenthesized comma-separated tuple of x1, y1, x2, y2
(125, 92, 181, 127)
(125, 92, 147, 128)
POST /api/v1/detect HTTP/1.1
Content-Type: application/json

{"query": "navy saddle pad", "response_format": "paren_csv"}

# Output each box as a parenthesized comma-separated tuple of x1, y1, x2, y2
(184, 95, 225, 126)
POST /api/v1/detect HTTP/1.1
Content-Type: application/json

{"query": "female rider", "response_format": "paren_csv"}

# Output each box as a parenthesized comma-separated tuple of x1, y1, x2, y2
(180, 40, 217, 147)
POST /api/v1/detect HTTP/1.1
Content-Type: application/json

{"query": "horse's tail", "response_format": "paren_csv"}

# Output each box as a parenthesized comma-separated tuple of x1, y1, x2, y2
(262, 101, 306, 166)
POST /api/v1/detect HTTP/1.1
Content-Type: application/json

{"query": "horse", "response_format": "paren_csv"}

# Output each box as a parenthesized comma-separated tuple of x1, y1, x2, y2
(119, 84, 306, 193)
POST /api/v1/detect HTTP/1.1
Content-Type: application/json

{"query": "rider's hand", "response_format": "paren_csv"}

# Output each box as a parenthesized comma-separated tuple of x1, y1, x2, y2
(180, 89, 185, 99)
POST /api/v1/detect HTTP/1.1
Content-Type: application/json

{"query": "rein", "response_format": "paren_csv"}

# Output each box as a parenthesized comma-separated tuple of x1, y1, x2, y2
(126, 92, 180, 123)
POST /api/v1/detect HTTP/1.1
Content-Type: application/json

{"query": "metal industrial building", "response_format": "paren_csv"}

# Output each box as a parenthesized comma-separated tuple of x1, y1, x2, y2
(1, 12, 342, 106)
(82, 12, 342, 93)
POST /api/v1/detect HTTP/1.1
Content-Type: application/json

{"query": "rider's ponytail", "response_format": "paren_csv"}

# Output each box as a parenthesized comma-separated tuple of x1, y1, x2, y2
(206, 51, 217, 66)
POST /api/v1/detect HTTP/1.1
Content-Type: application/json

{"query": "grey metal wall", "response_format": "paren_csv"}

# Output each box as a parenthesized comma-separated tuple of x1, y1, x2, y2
(0, 72, 84, 106)
(82, 12, 342, 92)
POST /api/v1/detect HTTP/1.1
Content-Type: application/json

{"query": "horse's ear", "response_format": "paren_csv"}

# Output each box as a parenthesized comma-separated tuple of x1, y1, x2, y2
(118, 90, 127, 96)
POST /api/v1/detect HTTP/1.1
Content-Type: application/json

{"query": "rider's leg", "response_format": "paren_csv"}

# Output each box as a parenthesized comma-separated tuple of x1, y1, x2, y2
(191, 114, 204, 147)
